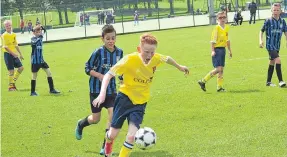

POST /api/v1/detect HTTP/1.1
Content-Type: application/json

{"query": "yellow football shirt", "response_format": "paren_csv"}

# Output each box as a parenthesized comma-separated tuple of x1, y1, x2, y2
(210, 24, 229, 48)
(109, 52, 168, 104)
(1, 32, 18, 53)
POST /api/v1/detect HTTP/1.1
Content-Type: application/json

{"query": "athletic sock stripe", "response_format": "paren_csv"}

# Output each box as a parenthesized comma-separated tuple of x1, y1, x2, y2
(124, 142, 133, 149)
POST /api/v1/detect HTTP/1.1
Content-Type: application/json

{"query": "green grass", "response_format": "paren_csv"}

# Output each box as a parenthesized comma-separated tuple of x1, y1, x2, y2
(2, 21, 287, 157)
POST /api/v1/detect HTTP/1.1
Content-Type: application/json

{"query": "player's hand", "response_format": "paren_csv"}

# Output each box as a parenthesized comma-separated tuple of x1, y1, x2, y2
(20, 55, 24, 60)
(178, 65, 189, 75)
(259, 41, 264, 48)
(211, 51, 216, 56)
(92, 94, 106, 108)
(12, 53, 18, 58)
(229, 52, 232, 58)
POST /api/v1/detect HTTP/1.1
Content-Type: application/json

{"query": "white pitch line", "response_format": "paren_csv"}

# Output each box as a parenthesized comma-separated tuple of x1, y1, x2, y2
(156, 54, 287, 72)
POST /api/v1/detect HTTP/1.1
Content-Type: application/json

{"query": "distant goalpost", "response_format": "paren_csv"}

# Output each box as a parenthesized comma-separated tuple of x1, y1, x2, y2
(74, 9, 114, 27)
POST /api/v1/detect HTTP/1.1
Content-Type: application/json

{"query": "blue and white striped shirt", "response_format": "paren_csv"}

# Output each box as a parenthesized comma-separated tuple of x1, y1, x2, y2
(31, 35, 44, 64)
(261, 17, 287, 51)
(85, 46, 123, 94)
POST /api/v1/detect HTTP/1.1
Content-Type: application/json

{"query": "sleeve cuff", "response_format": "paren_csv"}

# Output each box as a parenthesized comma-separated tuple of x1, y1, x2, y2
(108, 71, 116, 76)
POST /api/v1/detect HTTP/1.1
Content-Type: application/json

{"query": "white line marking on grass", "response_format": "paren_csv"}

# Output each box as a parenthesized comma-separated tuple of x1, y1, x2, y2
(157, 54, 287, 72)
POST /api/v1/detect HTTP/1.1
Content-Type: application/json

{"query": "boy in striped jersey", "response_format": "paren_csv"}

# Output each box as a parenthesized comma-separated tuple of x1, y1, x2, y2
(75, 25, 123, 155)
(259, 3, 287, 87)
(30, 25, 60, 96)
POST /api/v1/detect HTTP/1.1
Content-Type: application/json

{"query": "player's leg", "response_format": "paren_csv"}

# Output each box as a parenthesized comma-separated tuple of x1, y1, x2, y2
(119, 122, 138, 157)
(11, 56, 24, 90)
(31, 72, 38, 96)
(43, 64, 60, 94)
(75, 93, 102, 140)
(253, 13, 256, 24)
(105, 92, 130, 156)
(31, 64, 41, 96)
(266, 51, 277, 86)
(4, 53, 16, 91)
(217, 66, 225, 92)
(198, 49, 224, 91)
(119, 103, 146, 157)
(274, 55, 286, 87)
(100, 107, 114, 155)
(239, 17, 243, 25)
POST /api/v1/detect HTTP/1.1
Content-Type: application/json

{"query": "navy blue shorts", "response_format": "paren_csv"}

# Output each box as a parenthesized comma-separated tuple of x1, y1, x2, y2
(212, 47, 226, 68)
(31, 62, 49, 72)
(268, 50, 279, 60)
(90, 93, 116, 113)
(111, 92, 146, 129)
(4, 52, 23, 70)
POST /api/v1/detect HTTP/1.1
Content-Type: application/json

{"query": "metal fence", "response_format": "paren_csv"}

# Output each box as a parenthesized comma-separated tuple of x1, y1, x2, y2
(1, 0, 286, 44)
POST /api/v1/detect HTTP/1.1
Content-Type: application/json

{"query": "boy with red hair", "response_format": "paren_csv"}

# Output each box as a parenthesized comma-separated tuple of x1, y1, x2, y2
(93, 33, 189, 157)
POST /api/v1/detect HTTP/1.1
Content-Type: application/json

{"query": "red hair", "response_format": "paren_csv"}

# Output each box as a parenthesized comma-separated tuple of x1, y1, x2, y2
(140, 33, 158, 46)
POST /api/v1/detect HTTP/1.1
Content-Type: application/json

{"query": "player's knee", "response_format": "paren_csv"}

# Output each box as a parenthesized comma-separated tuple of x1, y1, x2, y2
(126, 134, 135, 143)
(9, 71, 14, 76)
(108, 132, 117, 141)
(18, 66, 24, 72)
(46, 71, 52, 77)
(90, 115, 100, 124)
(275, 58, 281, 64)
(32, 73, 38, 80)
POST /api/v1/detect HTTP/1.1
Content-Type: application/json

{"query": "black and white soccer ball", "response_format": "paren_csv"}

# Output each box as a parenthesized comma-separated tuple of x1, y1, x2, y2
(134, 127, 156, 150)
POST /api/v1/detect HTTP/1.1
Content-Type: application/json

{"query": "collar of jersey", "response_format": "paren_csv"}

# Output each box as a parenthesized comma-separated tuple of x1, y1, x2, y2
(103, 45, 117, 53)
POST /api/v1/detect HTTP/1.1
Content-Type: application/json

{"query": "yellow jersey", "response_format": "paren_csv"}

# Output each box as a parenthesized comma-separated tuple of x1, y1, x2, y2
(1, 32, 18, 53)
(109, 52, 168, 104)
(210, 24, 229, 48)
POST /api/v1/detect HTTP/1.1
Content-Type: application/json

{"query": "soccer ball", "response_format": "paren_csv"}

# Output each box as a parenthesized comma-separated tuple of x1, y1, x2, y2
(134, 127, 156, 150)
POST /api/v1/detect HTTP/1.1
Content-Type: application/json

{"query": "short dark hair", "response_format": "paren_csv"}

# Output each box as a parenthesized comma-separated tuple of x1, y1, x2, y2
(101, 25, 116, 37)
(33, 25, 41, 32)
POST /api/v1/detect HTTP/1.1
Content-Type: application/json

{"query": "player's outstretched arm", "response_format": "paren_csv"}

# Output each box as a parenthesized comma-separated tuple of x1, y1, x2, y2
(259, 31, 264, 48)
(166, 56, 189, 75)
(92, 73, 114, 108)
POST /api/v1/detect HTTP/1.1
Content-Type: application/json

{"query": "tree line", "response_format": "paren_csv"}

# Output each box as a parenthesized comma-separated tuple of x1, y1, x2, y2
(1, 0, 272, 25)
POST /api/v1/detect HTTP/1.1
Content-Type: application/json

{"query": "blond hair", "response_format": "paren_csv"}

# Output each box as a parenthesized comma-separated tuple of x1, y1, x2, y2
(3, 20, 12, 25)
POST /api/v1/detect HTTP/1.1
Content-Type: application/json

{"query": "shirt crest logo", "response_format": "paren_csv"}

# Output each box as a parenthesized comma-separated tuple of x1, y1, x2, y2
(116, 56, 120, 61)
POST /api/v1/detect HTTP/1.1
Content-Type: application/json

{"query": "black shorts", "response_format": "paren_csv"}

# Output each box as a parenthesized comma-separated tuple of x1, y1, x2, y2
(4, 52, 23, 70)
(90, 93, 116, 113)
(212, 47, 226, 68)
(111, 92, 146, 129)
(268, 50, 279, 60)
(31, 62, 49, 73)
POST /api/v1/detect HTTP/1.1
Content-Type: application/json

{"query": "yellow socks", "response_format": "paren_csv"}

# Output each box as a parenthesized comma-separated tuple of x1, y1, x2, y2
(119, 142, 133, 157)
(203, 72, 214, 83)
(13, 71, 21, 82)
(217, 77, 224, 89)
(9, 74, 15, 86)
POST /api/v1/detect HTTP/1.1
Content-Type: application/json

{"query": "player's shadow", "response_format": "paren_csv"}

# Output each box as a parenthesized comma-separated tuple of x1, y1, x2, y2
(132, 150, 174, 157)
(228, 89, 264, 93)
(17, 88, 30, 92)
(84, 150, 173, 157)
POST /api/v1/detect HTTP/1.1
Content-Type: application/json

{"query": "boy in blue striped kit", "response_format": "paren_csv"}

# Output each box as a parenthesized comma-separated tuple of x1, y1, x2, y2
(259, 3, 287, 87)
(30, 25, 60, 96)
(75, 25, 123, 155)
